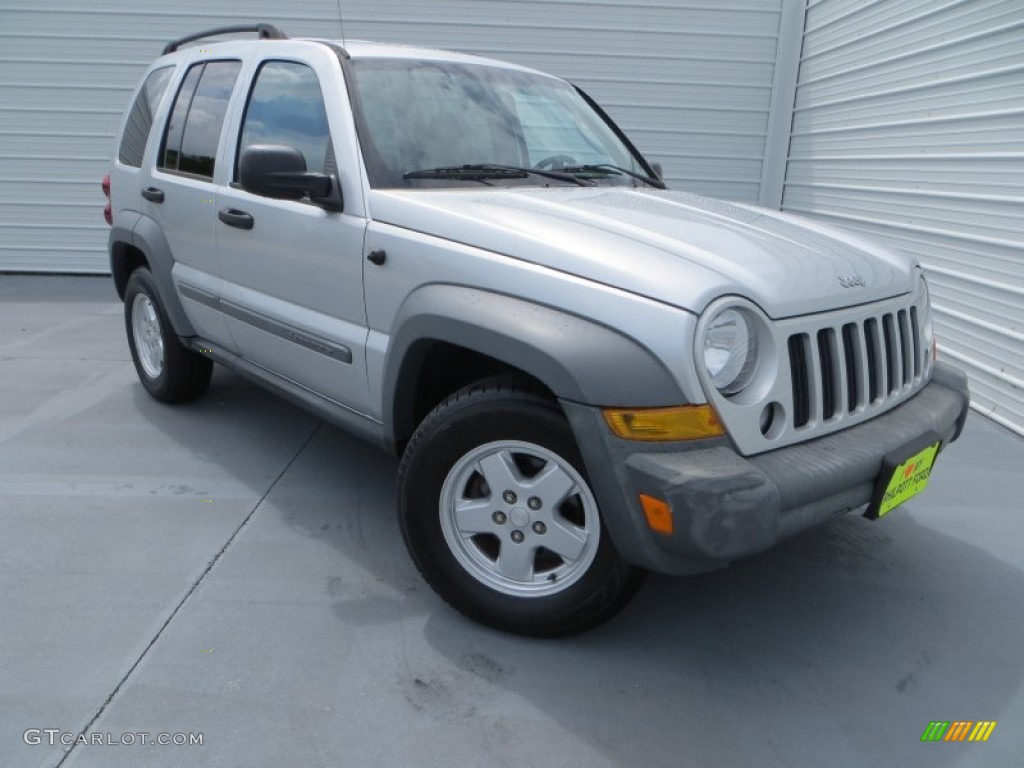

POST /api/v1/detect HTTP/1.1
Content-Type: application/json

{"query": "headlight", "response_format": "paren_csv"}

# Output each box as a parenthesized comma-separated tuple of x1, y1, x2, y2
(703, 308, 758, 394)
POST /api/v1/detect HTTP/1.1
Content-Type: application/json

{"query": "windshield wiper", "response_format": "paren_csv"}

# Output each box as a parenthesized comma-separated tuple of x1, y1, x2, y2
(561, 164, 666, 189)
(399, 167, 495, 185)
(404, 164, 592, 186)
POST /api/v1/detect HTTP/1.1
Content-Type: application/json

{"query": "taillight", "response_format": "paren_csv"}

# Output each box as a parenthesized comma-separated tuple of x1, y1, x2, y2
(102, 173, 112, 226)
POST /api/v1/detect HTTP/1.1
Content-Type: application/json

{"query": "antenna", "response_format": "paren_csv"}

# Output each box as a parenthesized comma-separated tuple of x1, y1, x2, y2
(336, 0, 348, 47)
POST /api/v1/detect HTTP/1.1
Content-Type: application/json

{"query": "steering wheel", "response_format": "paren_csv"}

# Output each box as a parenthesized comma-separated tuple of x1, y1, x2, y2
(533, 154, 577, 171)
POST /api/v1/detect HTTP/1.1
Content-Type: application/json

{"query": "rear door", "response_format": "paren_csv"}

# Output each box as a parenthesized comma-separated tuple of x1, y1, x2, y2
(215, 45, 371, 414)
(144, 59, 242, 348)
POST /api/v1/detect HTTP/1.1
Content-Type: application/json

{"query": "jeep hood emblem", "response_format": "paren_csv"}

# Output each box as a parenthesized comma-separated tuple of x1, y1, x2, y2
(838, 274, 866, 288)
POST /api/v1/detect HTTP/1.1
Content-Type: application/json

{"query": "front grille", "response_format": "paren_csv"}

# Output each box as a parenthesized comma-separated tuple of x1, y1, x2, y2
(786, 307, 925, 431)
(699, 290, 932, 456)
(788, 335, 810, 428)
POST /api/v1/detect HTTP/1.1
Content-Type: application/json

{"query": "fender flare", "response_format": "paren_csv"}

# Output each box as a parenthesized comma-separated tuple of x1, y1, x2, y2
(108, 210, 141, 298)
(109, 211, 196, 337)
(383, 284, 684, 443)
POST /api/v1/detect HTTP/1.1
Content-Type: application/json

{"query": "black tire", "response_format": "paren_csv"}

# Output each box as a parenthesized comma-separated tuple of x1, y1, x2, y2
(398, 376, 646, 637)
(124, 267, 212, 403)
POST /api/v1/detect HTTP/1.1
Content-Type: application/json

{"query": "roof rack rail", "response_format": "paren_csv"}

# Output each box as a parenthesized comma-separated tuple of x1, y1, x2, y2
(162, 23, 288, 55)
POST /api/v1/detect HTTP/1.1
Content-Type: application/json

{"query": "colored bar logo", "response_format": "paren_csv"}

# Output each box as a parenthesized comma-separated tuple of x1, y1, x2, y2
(921, 721, 997, 742)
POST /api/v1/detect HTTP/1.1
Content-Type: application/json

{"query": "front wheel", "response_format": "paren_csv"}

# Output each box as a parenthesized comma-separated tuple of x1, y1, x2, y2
(398, 377, 645, 636)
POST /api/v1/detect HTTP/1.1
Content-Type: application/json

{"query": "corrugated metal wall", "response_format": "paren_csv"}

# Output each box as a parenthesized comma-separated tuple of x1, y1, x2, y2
(338, 0, 786, 202)
(0, 1, 344, 273)
(781, 0, 1024, 435)
(0, 0, 787, 273)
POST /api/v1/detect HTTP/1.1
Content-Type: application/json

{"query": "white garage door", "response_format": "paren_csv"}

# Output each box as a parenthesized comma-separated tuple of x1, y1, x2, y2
(0, 1, 343, 274)
(781, 0, 1024, 435)
(339, 0, 789, 202)
(1, 0, 788, 273)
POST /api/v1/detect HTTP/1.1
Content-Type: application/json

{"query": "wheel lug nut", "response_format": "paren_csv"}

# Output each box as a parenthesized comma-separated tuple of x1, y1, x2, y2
(503, 490, 517, 504)
(532, 521, 546, 534)
(510, 530, 525, 543)
(492, 511, 507, 525)
(528, 496, 542, 510)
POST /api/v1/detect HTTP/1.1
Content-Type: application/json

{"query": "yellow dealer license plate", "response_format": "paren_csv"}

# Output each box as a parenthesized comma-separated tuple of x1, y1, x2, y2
(865, 433, 942, 520)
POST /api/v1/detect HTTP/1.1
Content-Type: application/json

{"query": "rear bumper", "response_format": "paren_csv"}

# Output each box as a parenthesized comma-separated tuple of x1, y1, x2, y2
(563, 362, 970, 575)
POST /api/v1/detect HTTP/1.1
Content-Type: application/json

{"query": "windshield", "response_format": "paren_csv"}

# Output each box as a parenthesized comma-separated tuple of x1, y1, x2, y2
(348, 57, 655, 189)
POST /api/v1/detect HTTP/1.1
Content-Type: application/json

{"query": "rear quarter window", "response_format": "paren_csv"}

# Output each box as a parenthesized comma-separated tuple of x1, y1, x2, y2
(118, 66, 174, 167)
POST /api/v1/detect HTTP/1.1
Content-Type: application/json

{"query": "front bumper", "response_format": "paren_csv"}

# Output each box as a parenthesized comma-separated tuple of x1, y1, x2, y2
(563, 362, 970, 575)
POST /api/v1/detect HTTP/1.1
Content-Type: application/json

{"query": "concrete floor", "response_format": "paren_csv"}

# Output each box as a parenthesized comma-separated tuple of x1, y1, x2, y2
(1, 274, 1022, 768)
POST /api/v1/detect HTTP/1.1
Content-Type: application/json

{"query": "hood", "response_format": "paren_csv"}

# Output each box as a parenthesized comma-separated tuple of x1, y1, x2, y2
(368, 187, 916, 318)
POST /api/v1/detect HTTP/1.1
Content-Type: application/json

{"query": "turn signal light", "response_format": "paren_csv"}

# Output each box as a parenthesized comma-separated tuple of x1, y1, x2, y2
(603, 404, 724, 441)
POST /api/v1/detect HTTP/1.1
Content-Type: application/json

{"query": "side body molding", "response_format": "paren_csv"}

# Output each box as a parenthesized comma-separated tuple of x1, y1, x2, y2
(383, 284, 684, 444)
(109, 212, 196, 338)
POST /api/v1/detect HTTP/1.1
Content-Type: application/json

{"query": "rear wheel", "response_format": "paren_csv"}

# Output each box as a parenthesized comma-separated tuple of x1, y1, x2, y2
(398, 376, 645, 636)
(124, 267, 212, 403)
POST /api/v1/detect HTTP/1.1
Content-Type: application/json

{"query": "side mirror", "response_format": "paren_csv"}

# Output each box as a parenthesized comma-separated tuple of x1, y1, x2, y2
(651, 162, 664, 180)
(239, 145, 343, 211)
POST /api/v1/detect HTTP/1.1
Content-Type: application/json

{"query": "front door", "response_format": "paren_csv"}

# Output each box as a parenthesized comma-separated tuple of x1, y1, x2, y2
(215, 53, 371, 415)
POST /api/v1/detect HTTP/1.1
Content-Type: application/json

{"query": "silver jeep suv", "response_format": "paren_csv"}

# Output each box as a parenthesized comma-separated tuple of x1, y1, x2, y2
(105, 24, 970, 635)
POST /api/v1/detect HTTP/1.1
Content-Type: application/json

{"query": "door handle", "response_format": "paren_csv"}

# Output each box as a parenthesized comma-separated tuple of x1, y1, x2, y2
(141, 187, 164, 203)
(218, 208, 254, 230)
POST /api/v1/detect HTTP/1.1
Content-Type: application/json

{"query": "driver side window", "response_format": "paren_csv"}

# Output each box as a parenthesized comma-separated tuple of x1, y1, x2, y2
(236, 60, 333, 183)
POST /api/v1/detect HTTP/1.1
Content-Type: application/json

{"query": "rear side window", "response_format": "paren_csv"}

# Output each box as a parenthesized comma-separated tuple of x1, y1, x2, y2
(159, 60, 241, 179)
(236, 60, 332, 179)
(118, 66, 174, 167)
(160, 64, 202, 173)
